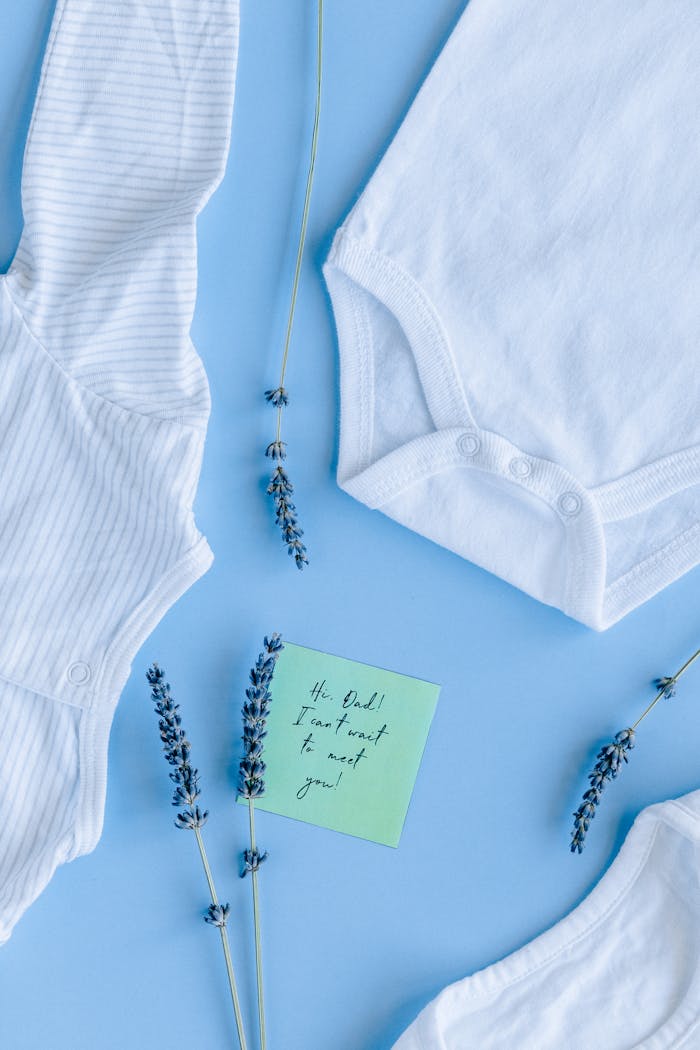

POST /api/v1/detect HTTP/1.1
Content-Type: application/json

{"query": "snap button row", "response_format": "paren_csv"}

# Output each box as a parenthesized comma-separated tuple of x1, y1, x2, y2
(509, 457, 531, 479)
(456, 435, 582, 520)
(67, 661, 91, 686)
(457, 432, 480, 458)
(558, 491, 582, 517)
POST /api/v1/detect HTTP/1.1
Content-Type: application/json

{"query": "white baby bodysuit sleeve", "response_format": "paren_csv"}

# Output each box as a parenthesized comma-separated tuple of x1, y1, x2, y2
(0, 0, 238, 941)
(8, 0, 237, 424)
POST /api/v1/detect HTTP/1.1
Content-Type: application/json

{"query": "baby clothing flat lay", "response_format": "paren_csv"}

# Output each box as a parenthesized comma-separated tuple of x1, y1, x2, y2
(3, 2, 700, 1048)
(324, 0, 700, 631)
(0, 0, 238, 942)
(394, 791, 700, 1049)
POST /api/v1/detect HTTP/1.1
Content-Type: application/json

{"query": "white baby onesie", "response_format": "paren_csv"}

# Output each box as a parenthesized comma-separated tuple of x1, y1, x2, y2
(394, 791, 700, 1049)
(0, 0, 237, 942)
(324, 0, 700, 630)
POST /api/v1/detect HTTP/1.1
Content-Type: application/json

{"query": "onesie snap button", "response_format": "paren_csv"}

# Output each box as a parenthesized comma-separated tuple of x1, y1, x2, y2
(457, 432, 481, 457)
(509, 457, 531, 479)
(67, 661, 91, 686)
(558, 492, 582, 517)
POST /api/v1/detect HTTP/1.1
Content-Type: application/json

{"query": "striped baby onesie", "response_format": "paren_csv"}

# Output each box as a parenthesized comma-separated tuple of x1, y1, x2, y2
(0, 0, 238, 941)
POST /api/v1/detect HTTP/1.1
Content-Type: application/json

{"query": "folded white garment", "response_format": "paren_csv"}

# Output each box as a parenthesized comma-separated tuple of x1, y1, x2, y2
(324, 0, 700, 630)
(395, 792, 700, 1049)
(0, 0, 237, 941)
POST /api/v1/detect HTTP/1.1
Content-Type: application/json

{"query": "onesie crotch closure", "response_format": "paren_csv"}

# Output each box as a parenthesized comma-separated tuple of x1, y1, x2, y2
(325, 232, 607, 629)
(451, 425, 607, 625)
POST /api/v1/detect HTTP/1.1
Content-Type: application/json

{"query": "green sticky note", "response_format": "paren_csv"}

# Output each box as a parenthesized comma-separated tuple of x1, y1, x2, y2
(240, 642, 440, 847)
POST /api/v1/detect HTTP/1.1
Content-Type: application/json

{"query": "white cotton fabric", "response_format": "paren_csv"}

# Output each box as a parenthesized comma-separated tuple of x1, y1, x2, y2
(395, 791, 700, 1050)
(0, 0, 238, 942)
(324, 0, 700, 630)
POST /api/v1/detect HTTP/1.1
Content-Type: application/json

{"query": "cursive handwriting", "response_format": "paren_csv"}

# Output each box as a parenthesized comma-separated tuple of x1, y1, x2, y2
(297, 771, 343, 800)
(292, 679, 393, 804)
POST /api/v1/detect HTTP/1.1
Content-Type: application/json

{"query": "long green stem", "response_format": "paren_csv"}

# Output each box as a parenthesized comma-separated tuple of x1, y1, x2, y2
(194, 826, 248, 1050)
(631, 647, 700, 731)
(275, 0, 324, 444)
(248, 801, 266, 1050)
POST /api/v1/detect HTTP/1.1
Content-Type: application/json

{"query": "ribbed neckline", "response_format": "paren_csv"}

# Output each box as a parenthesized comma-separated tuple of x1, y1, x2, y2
(414, 794, 700, 1049)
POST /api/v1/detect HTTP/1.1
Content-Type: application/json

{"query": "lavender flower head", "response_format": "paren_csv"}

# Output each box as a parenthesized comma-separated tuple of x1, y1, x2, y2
(241, 848, 269, 878)
(238, 634, 284, 802)
(146, 663, 208, 831)
(571, 728, 635, 853)
(265, 440, 287, 461)
(205, 903, 230, 928)
(265, 386, 289, 408)
(267, 464, 308, 570)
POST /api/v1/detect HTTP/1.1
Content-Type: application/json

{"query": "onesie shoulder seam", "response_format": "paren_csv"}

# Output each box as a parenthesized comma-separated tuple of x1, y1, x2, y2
(0, 277, 207, 433)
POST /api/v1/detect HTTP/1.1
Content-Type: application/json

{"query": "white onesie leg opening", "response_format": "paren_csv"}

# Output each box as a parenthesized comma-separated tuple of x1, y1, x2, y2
(597, 484, 700, 628)
(325, 230, 700, 631)
(324, 233, 608, 628)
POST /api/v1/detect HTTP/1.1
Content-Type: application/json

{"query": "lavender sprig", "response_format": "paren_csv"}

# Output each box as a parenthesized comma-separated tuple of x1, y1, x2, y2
(571, 729, 635, 853)
(266, 463, 308, 570)
(570, 646, 700, 853)
(264, 0, 323, 569)
(147, 664, 208, 830)
(237, 634, 284, 1050)
(238, 633, 284, 800)
(146, 665, 248, 1050)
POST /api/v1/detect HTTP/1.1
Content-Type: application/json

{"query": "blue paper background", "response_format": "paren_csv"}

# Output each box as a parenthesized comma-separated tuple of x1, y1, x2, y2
(1, 3, 699, 1048)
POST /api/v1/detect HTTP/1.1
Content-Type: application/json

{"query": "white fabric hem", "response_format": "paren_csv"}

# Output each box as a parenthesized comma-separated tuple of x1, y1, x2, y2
(393, 793, 700, 1049)
(0, 535, 213, 945)
(324, 231, 700, 631)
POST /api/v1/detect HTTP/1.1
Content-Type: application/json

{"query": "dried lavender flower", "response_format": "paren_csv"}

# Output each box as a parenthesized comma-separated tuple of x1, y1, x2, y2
(241, 848, 269, 878)
(570, 646, 700, 854)
(205, 903, 231, 928)
(267, 464, 308, 569)
(174, 806, 208, 830)
(146, 664, 248, 1049)
(571, 729, 635, 853)
(265, 440, 287, 461)
(146, 664, 209, 831)
(237, 633, 284, 1050)
(264, 386, 289, 407)
(262, 0, 323, 573)
(238, 634, 284, 800)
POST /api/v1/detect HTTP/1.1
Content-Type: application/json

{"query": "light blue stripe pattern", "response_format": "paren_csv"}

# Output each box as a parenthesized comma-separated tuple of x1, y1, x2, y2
(0, 0, 238, 942)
